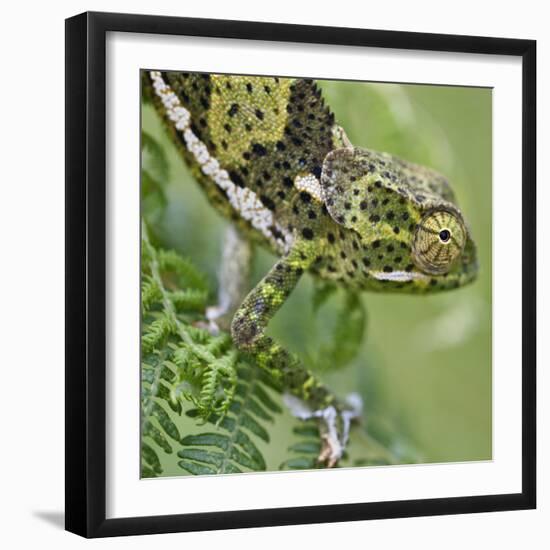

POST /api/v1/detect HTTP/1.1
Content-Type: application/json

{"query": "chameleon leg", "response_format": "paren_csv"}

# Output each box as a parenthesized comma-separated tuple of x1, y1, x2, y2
(231, 239, 360, 466)
(206, 225, 253, 333)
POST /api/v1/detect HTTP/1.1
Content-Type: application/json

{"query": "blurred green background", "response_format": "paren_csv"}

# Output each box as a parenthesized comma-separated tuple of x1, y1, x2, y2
(142, 78, 492, 475)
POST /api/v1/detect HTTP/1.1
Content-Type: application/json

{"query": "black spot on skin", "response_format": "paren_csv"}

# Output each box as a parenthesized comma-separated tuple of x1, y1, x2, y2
(229, 170, 245, 188)
(223, 123, 232, 133)
(245, 123, 253, 132)
(393, 226, 400, 234)
(369, 214, 381, 223)
(200, 97, 209, 109)
(246, 82, 253, 93)
(283, 176, 293, 188)
(291, 137, 303, 146)
(252, 143, 267, 156)
(221, 140, 228, 150)
(277, 191, 286, 200)
(383, 266, 393, 273)
(276, 141, 286, 151)
(394, 256, 402, 263)
(292, 204, 299, 215)
(360, 201, 368, 210)
(378, 254, 384, 260)
(327, 232, 335, 244)
(387, 245, 394, 253)
(228, 103, 239, 117)
(386, 211, 395, 220)
(302, 227, 314, 240)
(362, 257, 371, 267)
(375, 181, 382, 188)
(255, 109, 264, 120)
(300, 191, 312, 203)
(371, 199, 379, 207)
(344, 202, 351, 210)
(402, 212, 410, 220)
(373, 240, 381, 248)
(308, 210, 317, 219)
(352, 240, 359, 250)
(312, 165, 322, 178)
(242, 152, 251, 161)
(296, 267, 304, 276)
(351, 215, 357, 223)
(271, 226, 284, 241)
(405, 264, 414, 272)
(430, 279, 438, 286)
(382, 198, 390, 206)
(264, 85, 271, 94)
(336, 215, 345, 225)
(260, 195, 276, 210)
(368, 185, 374, 192)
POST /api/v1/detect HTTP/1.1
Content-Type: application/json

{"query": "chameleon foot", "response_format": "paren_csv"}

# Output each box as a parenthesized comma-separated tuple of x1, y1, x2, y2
(283, 393, 363, 467)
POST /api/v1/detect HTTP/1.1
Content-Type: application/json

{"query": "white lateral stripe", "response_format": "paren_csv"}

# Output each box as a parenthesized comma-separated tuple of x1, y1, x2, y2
(371, 270, 429, 282)
(148, 71, 291, 251)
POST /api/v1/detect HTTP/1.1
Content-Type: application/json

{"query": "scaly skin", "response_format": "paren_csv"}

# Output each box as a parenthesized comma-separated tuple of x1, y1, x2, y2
(144, 71, 479, 465)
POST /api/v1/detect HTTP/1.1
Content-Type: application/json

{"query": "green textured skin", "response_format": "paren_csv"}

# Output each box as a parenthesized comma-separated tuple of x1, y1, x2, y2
(144, 71, 479, 418)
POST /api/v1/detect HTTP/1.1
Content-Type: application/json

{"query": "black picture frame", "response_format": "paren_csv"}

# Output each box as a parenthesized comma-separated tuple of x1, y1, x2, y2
(65, 11, 536, 538)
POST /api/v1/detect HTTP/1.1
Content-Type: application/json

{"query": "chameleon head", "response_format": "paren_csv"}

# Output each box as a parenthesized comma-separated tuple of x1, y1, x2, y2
(320, 146, 478, 293)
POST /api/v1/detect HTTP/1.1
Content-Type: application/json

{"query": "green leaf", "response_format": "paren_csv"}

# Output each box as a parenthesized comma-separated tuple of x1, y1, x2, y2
(142, 131, 169, 183)
(178, 460, 218, 476)
(288, 441, 321, 454)
(309, 291, 367, 372)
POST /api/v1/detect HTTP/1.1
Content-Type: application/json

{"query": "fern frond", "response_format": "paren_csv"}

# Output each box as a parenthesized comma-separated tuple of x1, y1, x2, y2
(140, 225, 275, 477)
(279, 422, 323, 471)
(177, 362, 280, 475)
(157, 249, 209, 292)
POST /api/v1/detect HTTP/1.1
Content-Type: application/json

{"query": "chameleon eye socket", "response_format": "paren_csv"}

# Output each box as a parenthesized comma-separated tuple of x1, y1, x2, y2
(413, 211, 466, 275)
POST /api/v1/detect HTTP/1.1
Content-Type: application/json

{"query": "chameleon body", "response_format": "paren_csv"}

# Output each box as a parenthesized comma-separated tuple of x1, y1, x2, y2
(144, 71, 478, 465)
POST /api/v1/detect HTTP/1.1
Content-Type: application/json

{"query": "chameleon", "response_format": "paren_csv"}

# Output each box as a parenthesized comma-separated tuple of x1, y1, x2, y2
(143, 70, 479, 466)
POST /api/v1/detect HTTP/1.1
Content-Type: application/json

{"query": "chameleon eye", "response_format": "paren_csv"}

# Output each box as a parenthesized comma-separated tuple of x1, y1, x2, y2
(412, 210, 466, 275)
(439, 229, 451, 242)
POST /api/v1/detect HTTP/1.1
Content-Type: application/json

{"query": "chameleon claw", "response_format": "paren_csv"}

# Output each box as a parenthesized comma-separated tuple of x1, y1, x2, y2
(283, 392, 363, 467)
